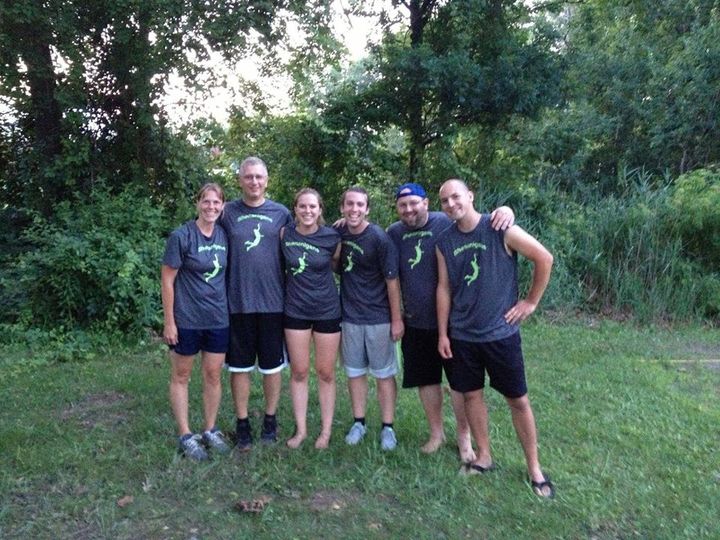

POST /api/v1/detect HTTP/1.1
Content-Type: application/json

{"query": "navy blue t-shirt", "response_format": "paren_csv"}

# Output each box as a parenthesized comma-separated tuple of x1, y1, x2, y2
(339, 223, 399, 325)
(387, 212, 452, 330)
(282, 224, 341, 320)
(162, 221, 229, 329)
(436, 215, 519, 343)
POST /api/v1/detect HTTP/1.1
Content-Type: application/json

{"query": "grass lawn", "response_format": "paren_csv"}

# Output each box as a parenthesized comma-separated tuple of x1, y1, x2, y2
(1, 319, 718, 539)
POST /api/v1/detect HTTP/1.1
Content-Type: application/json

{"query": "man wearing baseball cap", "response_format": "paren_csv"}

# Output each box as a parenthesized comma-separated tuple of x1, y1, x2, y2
(387, 181, 513, 462)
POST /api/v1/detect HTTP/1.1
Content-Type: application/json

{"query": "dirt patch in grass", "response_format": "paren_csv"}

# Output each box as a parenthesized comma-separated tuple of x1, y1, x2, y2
(59, 391, 129, 430)
(307, 489, 360, 512)
(679, 339, 720, 363)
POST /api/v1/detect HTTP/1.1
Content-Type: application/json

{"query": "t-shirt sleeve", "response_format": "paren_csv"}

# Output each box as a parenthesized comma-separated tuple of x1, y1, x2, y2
(379, 229, 399, 279)
(162, 229, 184, 269)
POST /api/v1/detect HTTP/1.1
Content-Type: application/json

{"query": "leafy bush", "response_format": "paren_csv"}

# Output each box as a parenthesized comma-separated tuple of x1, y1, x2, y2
(562, 171, 715, 321)
(670, 168, 720, 268)
(8, 185, 169, 333)
(495, 169, 718, 322)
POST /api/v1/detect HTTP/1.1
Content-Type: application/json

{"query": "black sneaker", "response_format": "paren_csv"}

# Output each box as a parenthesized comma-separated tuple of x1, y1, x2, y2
(235, 419, 253, 451)
(260, 416, 277, 444)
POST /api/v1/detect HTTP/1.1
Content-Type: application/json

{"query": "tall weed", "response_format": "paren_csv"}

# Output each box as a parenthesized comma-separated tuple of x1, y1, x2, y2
(498, 169, 717, 322)
(565, 170, 714, 321)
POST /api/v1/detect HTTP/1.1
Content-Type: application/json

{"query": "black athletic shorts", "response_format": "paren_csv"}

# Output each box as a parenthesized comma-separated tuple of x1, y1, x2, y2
(448, 332, 527, 398)
(401, 326, 454, 388)
(227, 312, 286, 374)
(283, 315, 342, 334)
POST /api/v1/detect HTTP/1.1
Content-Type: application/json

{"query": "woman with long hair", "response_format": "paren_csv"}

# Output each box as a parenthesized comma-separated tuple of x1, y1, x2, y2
(281, 188, 342, 449)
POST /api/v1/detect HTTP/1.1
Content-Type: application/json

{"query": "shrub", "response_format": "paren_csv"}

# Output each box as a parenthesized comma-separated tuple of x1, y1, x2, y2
(563, 171, 714, 322)
(670, 168, 720, 268)
(496, 169, 718, 322)
(10, 185, 169, 333)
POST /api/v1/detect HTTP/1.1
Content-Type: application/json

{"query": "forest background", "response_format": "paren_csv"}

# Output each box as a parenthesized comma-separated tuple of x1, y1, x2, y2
(1, 0, 719, 354)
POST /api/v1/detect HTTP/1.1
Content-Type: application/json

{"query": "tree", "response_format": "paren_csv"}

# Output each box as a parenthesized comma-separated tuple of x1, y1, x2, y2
(531, 0, 720, 192)
(0, 0, 338, 215)
(321, 0, 562, 181)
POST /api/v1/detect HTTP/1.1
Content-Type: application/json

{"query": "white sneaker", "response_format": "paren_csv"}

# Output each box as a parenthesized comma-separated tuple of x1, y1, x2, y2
(380, 426, 397, 451)
(345, 422, 367, 445)
(202, 428, 231, 454)
(179, 433, 209, 461)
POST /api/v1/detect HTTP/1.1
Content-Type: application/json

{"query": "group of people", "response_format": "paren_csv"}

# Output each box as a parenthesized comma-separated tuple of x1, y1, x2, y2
(161, 156, 556, 498)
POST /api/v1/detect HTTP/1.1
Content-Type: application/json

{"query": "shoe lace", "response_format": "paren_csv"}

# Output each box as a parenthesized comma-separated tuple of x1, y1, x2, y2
(184, 435, 203, 451)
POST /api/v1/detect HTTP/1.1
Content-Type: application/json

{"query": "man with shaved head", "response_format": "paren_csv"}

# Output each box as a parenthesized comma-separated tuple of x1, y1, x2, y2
(435, 179, 556, 498)
(387, 182, 513, 462)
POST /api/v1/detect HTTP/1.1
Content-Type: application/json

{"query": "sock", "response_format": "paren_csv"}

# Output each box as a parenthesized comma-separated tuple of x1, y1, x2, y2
(382, 423, 394, 430)
(354, 417, 366, 426)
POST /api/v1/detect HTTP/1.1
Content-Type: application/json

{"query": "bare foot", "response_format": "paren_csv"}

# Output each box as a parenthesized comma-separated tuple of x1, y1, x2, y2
(420, 436, 445, 454)
(314, 432, 331, 449)
(286, 433, 306, 449)
(530, 473, 555, 498)
(458, 437, 476, 463)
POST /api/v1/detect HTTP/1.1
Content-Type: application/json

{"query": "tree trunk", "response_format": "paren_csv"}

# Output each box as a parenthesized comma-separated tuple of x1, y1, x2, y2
(19, 21, 63, 214)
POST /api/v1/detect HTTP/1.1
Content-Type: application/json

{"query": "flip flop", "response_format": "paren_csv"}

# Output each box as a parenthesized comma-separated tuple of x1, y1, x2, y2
(459, 462, 496, 476)
(530, 475, 555, 499)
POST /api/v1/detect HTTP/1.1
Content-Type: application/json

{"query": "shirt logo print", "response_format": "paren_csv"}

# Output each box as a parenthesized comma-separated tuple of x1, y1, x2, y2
(292, 252, 308, 276)
(245, 223, 264, 251)
(408, 239, 424, 269)
(344, 251, 354, 272)
(464, 253, 480, 286)
(203, 254, 221, 282)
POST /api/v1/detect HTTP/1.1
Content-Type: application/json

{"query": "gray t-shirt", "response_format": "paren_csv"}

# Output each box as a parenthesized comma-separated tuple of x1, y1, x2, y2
(162, 221, 229, 329)
(339, 223, 399, 325)
(436, 215, 519, 343)
(220, 198, 292, 314)
(282, 224, 341, 320)
(387, 212, 452, 330)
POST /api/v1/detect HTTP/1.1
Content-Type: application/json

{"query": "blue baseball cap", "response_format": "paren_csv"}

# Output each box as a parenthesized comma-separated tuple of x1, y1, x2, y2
(395, 182, 427, 200)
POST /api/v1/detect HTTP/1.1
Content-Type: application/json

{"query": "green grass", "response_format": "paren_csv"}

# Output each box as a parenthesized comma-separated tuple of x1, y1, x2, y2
(1, 319, 718, 539)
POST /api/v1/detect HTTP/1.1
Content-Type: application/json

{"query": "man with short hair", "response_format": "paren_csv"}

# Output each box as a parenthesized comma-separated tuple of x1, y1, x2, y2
(338, 186, 404, 451)
(436, 179, 555, 498)
(387, 182, 513, 461)
(220, 156, 291, 450)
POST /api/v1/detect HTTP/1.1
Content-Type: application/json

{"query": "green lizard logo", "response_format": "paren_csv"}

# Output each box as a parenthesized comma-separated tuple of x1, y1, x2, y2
(464, 253, 480, 286)
(344, 251, 354, 272)
(292, 252, 308, 276)
(244, 223, 263, 251)
(408, 239, 423, 269)
(203, 254, 221, 282)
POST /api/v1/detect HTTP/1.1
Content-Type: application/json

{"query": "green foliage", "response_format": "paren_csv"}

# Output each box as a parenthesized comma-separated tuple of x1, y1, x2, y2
(7, 186, 168, 333)
(0, 0, 338, 215)
(0, 324, 142, 371)
(225, 111, 404, 224)
(529, 0, 720, 192)
(496, 169, 719, 322)
(670, 168, 720, 267)
(322, 0, 562, 180)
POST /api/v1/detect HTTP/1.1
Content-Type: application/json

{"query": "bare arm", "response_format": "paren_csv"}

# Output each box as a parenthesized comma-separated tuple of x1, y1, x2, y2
(503, 225, 553, 325)
(489, 205, 515, 231)
(386, 277, 405, 341)
(161, 265, 179, 345)
(436, 247, 453, 359)
(331, 242, 342, 272)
